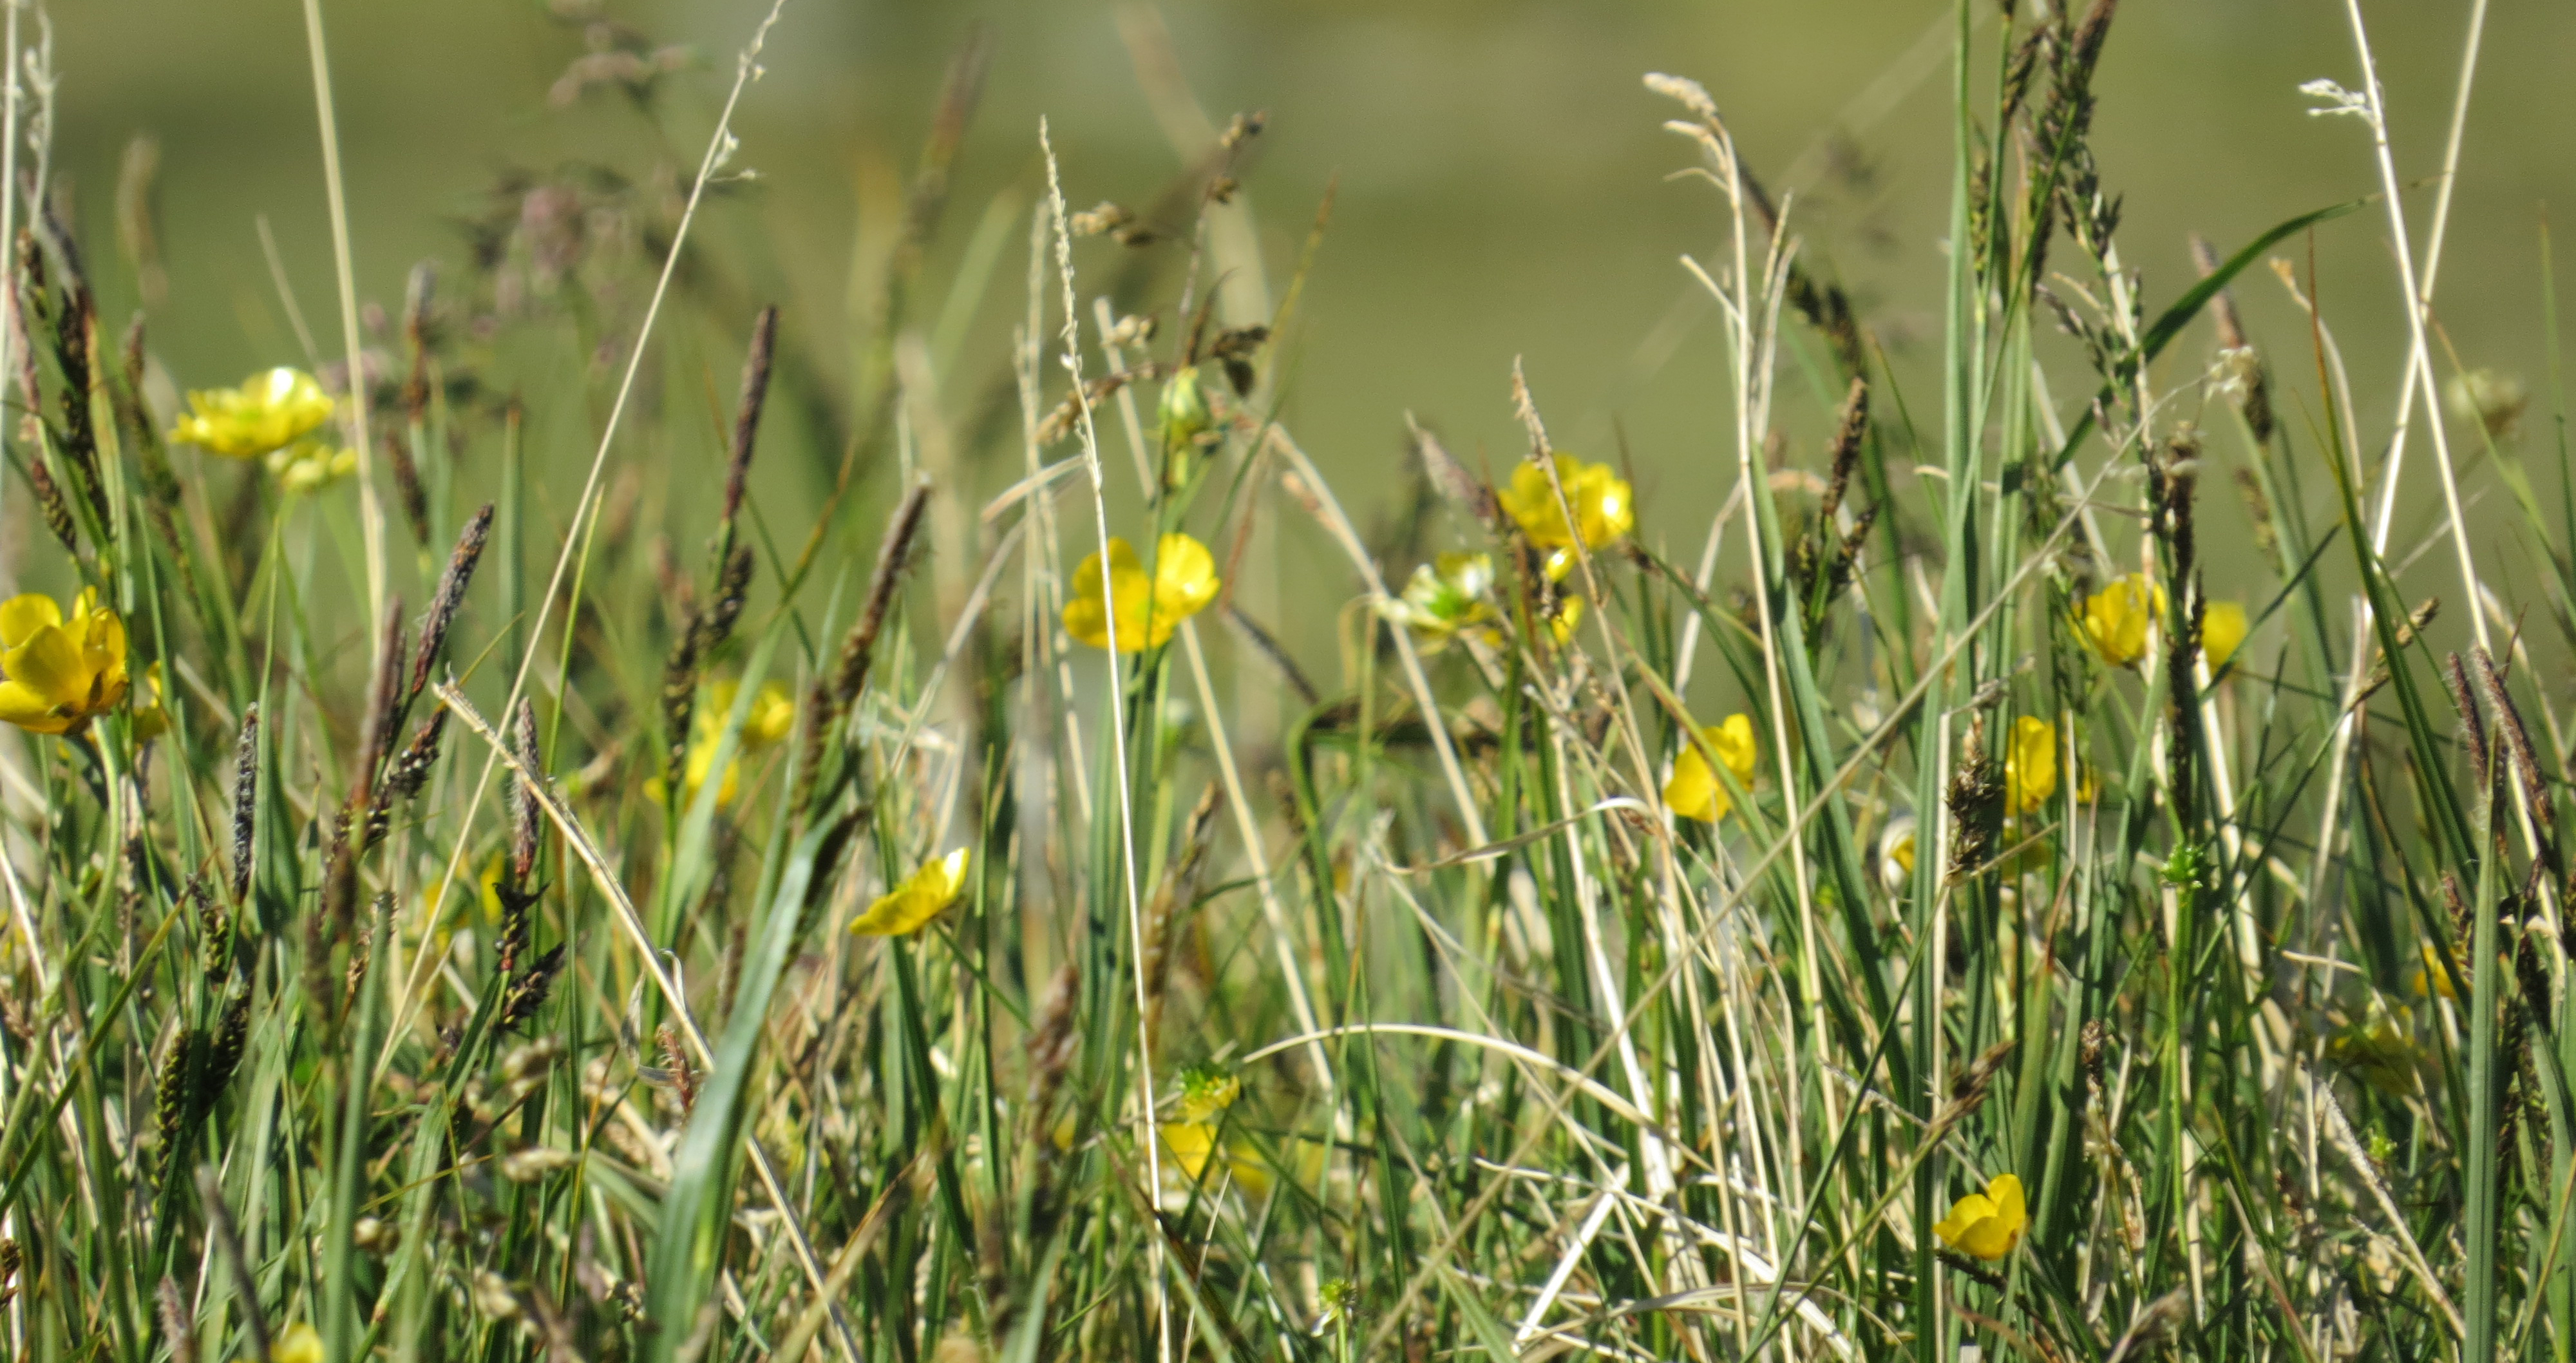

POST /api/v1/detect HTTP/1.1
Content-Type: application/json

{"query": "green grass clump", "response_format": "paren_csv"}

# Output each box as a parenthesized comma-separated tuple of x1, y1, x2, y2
(0, 2, 2570, 1361)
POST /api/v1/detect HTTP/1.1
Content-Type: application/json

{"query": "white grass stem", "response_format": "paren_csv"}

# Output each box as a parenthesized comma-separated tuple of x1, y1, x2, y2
(1036, 118, 1172, 1360)
(298, 0, 387, 644)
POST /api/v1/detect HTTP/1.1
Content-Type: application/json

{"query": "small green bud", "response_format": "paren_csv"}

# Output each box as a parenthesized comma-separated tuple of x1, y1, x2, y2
(1160, 366, 1213, 487)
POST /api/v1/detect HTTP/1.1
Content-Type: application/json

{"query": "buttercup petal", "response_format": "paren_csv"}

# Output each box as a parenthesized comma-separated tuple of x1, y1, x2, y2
(1151, 533, 1220, 620)
(850, 848, 972, 936)
(2005, 715, 2058, 815)
(6, 626, 85, 705)
(0, 681, 63, 734)
(2202, 600, 2248, 671)
(0, 594, 60, 649)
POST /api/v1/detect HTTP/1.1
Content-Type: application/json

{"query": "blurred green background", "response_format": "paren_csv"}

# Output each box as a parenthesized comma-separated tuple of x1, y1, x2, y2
(44, 0, 2576, 615)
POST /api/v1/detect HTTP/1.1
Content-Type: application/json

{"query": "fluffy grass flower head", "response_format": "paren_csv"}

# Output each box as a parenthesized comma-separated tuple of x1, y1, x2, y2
(0, 589, 130, 736)
(169, 367, 334, 459)
(1499, 453, 1633, 551)
(1065, 533, 1220, 651)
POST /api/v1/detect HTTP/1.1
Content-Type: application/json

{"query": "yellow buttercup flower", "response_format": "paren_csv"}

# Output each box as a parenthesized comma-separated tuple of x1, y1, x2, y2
(0, 590, 130, 736)
(265, 439, 359, 495)
(272, 1322, 326, 1363)
(169, 367, 334, 459)
(651, 679, 796, 809)
(708, 679, 796, 750)
(850, 848, 971, 937)
(2003, 715, 2057, 817)
(668, 734, 740, 808)
(1498, 454, 1634, 551)
(2202, 600, 2248, 671)
(1665, 713, 1757, 823)
(2078, 573, 2165, 668)
(1158, 1119, 1274, 1200)
(1933, 1173, 2027, 1261)
(1064, 533, 1220, 651)
(2410, 944, 2459, 1000)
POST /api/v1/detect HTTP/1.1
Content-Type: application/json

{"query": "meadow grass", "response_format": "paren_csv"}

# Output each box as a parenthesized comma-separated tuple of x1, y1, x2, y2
(0, 1, 2566, 1360)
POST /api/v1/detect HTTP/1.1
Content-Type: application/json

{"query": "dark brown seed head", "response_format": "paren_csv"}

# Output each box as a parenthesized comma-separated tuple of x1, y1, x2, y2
(509, 698, 545, 886)
(230, 707, 258, 906)
(659, 611, 703, 791)
(698, 544, 755, 657)
(829, 481, 935, 712)
(384, 428, 430, 548)
(384, 705, 449, 805)
(413, 504, 493, 700)
(498, 945, 565, 1031)
(153, 1027, 204, 1171)
(202, 991, 251, 1114)
(2475, 647, 2556, 837)
(723, 306, 778, 531)
(1819, 376, 1870, 527)
(2445, 652, 2492, 799)
(1945, 720, 2004, 879)
(27, 458, 76, 555)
